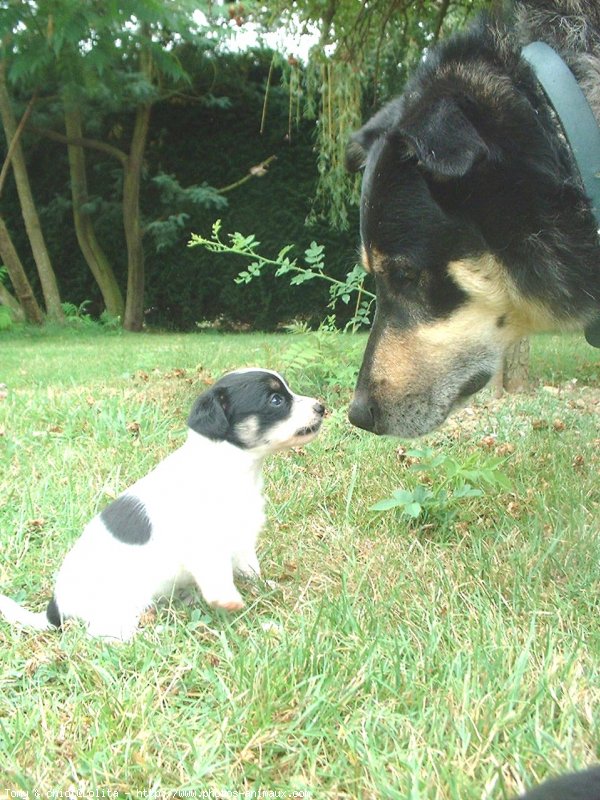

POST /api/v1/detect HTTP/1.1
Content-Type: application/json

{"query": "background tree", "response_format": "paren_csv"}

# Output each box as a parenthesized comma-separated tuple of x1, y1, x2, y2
(0, 87, 43, 324)
(0, 0, 222, 330)
(0, 60, 64, 322)
(0, 218, 44, 324)
(0, 0, 532, 388)
(257, 0, 490, 228)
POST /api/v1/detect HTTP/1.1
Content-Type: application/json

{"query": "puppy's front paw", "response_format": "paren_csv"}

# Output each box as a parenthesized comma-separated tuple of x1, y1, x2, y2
(209, 594, 245, 613)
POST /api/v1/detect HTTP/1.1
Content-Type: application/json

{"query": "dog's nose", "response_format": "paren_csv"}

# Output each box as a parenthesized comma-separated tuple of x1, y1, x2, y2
(313, 402, 325, 417)
(348, 394, 375, 431)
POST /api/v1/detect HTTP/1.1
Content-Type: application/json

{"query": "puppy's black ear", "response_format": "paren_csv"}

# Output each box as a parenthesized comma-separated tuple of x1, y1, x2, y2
(345, 102, 402, 172)
(400, 97, 490, 178)
(188, 388, 229, 440)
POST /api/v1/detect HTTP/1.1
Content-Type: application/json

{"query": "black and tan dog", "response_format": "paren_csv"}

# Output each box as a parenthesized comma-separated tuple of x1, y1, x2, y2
(518, 764, 600, 799)
(346, 0, 600, 437)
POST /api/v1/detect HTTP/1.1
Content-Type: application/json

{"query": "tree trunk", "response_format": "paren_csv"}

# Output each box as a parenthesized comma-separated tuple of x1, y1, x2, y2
(0, 216, 44, 324)
(503, 337, 530, 392)
(64, 106, 125, 320)
(122, 102, 151, 332)
(0, 279, 25, 322)
(0, 62, 64, 323)
(493, 338, 530, 395)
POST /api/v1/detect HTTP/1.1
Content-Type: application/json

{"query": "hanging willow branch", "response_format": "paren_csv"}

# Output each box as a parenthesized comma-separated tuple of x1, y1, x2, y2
(256, 0, 488, 229)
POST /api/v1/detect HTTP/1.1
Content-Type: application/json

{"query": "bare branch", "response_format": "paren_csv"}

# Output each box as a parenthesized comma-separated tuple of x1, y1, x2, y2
(27, 124, 129, 165)
(217, 155, 277, 194)
(0, 88, 37, 199)
(432, 0, 452, 44)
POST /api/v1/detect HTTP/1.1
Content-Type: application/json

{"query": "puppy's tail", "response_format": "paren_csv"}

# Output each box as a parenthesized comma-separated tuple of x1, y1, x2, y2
(0, 593, 61, 631)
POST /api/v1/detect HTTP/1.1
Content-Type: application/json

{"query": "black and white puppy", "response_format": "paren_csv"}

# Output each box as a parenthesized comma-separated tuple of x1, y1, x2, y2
(0, 369, 325, 641)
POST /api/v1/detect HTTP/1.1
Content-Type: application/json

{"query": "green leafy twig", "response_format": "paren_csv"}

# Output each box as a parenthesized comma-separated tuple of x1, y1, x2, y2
(188, 220, 375, 331)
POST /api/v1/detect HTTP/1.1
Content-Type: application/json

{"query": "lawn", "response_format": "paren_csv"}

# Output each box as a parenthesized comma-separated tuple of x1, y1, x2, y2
(0, 326, 598, 799)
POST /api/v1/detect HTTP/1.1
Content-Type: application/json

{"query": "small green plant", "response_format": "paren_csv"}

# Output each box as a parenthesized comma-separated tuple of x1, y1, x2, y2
(60, 302, 122, 330)
(371, 447, 511, 525)
(61, 300, 94, 323)
(188, 220, 375, 332)
(278, 320, 363, 391)
(99, 309, 123, 330)
(0, 305, 13, 331)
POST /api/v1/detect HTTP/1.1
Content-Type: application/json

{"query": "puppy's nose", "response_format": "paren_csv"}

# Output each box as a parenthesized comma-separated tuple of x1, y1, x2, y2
(348, 394, 375, 431)
(313, 402, 325, 417)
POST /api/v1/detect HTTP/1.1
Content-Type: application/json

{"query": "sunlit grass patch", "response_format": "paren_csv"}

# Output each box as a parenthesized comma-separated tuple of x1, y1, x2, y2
(0, 329, 598, 797)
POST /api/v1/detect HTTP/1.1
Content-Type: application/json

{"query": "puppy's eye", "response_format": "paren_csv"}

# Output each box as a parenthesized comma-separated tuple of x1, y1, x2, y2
(269, 393, 284, 407)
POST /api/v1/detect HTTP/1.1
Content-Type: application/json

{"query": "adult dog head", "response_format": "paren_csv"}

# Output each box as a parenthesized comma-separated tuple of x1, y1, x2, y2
(346, 0, 600, 437)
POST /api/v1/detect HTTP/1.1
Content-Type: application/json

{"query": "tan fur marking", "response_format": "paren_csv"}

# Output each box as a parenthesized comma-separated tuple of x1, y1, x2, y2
(369, 329, 425, 391)
(370, 247, 388, 275)
(235, 416, 260, 443)
(447, 255, 568, 336)
(366, 253, 565, 396)
(360, 244, 371, 273)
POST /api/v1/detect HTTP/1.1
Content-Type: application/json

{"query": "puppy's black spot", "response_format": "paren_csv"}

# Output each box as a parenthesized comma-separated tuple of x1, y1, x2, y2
(497, 314, 506, 328)
(46, 595, 62, 629)
(101, 495, 152, 545)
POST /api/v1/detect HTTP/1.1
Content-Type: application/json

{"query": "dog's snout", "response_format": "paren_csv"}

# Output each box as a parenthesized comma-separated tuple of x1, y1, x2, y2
(348, 394, 376, 432)
(313, 402, 326, 417)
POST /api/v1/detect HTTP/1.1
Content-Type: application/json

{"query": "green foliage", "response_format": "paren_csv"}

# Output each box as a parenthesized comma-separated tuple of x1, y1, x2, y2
(99, 309, 123, 331)
(189, 220, 375, 331)
(371, 447, 511, 525)
(61, 300, 95, 326)
(0, 0, 494, 330)
(412, 448, 512, 491)
(60, 300, 122, 331)
(2, 47, 360, 330)
(277, 323, 364, 391)
(1, 0, 206, 95)
(147, 173, 229, 252)
(259, 0, 490, 228)
(0, 305, 13, 331)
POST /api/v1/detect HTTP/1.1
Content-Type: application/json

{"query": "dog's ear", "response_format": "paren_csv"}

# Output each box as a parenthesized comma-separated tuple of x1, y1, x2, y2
(188, 387, 229, 440)
(400, 96, 490, 178)
(345, 102, 402, 172)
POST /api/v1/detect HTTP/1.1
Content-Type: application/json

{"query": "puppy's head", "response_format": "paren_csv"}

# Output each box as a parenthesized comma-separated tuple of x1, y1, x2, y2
(188, 369, 325, 454)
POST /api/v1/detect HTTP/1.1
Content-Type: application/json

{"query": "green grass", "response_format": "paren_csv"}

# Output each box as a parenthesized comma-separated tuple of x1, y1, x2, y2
(0, 327, 598, 798)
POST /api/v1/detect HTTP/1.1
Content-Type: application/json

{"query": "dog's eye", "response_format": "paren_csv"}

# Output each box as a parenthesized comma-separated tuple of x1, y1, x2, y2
(390, 263, 420, 292)
(269, 393, 284, 407)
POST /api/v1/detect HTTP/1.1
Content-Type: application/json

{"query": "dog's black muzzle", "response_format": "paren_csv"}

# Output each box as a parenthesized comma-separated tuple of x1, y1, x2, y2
(348, 392, 378, 433)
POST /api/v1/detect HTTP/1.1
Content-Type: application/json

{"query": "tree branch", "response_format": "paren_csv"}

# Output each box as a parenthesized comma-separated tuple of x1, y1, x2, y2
(0, 88, 37, 199)
(27, 124, 129, 165)
(0, 279, 25, 322)
(217, 155, 277, 194)
(432, 0, 452, 44)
